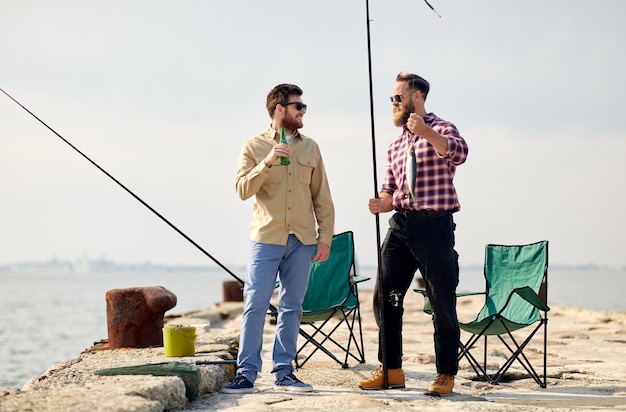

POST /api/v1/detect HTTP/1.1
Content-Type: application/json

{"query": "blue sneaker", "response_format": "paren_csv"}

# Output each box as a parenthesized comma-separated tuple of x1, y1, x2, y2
(274, 373, 313, 392)
(222, 375, 254, 394)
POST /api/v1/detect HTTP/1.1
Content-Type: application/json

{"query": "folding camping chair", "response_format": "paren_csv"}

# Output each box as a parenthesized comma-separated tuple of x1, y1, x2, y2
(416, 240, 550, 387)
(288, 231, 370, 369)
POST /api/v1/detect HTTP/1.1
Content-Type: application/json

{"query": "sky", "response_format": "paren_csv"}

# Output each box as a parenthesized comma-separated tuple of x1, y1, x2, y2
(1, 0, 625, 272)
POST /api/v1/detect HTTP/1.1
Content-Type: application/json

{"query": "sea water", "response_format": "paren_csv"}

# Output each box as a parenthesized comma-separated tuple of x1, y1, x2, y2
(0, 265, 624, 390)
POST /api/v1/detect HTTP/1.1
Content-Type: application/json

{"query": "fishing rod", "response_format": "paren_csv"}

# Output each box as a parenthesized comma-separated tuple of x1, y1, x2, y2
(364, 0, 389, 388)
(0, 86, 247, 288)
(424, 0, 442, 18)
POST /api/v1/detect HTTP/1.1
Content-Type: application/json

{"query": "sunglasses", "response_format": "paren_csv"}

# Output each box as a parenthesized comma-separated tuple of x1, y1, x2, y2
(281, 102, 308, 111)
(390, 95, 404, 103)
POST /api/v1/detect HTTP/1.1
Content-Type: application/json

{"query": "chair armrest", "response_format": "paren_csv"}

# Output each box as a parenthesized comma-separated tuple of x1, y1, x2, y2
(413, 289, 433, 314)
(351, 275, 371, 284)
(413, 289, 484, 315)
(456, 291, 486, 298)
(413, 289, 484, 298)
(512, 286, 550, 312)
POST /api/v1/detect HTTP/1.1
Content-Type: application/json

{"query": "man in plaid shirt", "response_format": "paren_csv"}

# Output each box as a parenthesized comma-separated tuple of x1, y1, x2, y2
(358, 72, 468, 396)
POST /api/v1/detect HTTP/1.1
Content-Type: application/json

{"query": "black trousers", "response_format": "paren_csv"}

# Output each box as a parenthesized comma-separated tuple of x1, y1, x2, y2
(374, 210, 460, 375)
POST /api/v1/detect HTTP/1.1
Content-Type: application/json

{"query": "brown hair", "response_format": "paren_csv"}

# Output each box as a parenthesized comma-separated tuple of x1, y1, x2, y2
(266, 83, 303, 118)
(396, 72, 430, 101)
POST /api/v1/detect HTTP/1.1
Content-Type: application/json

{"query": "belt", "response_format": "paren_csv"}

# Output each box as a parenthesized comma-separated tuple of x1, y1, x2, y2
(396, 209, 450, 218)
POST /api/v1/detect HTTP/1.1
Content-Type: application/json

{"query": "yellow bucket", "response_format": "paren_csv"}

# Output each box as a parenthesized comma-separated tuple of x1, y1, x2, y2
(162, 326, 196, 357)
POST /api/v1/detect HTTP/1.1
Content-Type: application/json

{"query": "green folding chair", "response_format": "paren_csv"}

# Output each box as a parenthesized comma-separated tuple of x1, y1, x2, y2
(416, 240, 550, 387)
(293, 231, 370, 369)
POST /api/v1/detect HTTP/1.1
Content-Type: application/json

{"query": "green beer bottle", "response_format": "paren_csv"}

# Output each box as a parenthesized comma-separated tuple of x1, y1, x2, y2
(279, 127, 290, 166)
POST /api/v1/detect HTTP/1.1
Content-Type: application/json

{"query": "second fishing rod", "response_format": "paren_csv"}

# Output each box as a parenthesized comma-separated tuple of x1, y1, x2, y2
(0, 86, 267, 308)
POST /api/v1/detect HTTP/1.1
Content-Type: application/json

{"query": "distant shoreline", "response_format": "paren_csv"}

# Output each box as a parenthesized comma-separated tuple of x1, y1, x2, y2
(1, 259, 623, 275)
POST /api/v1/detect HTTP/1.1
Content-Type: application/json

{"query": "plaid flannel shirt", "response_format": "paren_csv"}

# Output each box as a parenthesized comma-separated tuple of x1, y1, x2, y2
(381, 112, 468, 212)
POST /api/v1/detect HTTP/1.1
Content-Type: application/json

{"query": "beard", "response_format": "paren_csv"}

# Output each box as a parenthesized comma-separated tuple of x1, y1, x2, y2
(392, 103, 412, 127)
(283, 113, 303, 131)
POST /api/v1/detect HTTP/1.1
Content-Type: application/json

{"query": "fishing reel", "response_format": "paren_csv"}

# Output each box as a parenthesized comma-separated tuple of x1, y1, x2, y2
(388, 291, 402, 307)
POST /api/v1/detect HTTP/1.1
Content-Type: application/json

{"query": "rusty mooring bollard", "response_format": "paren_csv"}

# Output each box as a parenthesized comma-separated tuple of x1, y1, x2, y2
(222, 280, 244, 302)
(105, 286, 177, 349)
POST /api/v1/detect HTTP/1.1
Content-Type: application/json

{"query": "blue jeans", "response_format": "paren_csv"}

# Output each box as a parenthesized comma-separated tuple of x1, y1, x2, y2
(374, 211, 460, 375)
(236, 234, 316, 383)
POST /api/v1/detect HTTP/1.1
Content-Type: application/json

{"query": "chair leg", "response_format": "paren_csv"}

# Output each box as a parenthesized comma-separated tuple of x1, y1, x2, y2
(489, 320, 547, 387)
(483, 335, 488, 379)
(458, 334, 491, 383)
(543, 316, 548, 388)
(296, 318, 345, 368)
(460, 315, 548, 388)
(459, 342, 488, 382)
(295, 307, 366, 369)
(354, 289, 367, 364)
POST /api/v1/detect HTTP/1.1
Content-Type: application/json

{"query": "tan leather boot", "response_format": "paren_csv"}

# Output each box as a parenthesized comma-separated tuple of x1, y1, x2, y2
(357, 365, 405, 390)
(426, 373, 455, 396)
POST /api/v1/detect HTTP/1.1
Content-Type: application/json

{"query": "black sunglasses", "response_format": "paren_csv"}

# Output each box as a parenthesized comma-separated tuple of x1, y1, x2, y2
(390, 95, 403, 103)
(281, 102, 308, 111)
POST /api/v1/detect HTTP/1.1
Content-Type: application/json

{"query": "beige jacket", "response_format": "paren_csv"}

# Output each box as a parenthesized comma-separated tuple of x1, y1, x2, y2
(235, 126, 335, 247)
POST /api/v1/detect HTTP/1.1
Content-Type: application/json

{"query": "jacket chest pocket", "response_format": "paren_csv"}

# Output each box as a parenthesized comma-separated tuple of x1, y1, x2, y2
(297, 155, 316, 184)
